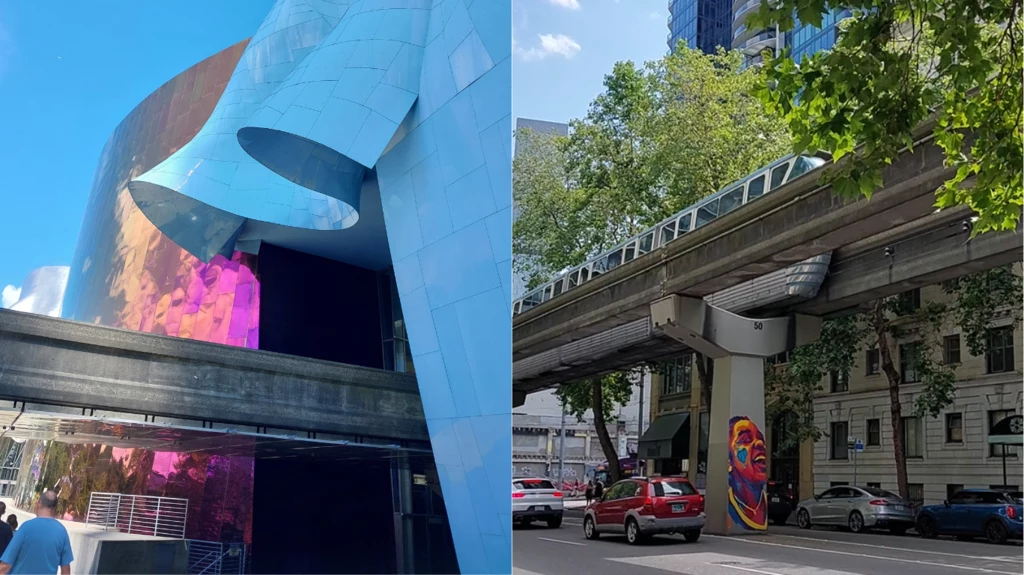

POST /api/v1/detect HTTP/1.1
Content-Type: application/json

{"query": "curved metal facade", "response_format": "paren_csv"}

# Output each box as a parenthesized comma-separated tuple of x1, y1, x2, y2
(3, 266, 69, 317)
(123, 2, 513, 573)
(62, 40, 261, 348)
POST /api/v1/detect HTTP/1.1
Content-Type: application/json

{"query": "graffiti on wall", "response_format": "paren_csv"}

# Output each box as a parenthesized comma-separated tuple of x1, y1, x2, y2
(726, 416, 768, 530)
(12, 440, 254, 545)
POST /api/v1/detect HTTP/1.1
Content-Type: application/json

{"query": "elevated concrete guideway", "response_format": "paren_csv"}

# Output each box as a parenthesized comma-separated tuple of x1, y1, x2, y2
(0, 308, 428, 446)
(514, 216, 1021, 393)
(514, 124, 957, 364)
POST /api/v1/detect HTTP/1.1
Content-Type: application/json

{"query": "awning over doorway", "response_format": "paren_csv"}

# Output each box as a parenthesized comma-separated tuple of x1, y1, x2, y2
(639, 412, 690, 460)
(988, 414, 1023, 446)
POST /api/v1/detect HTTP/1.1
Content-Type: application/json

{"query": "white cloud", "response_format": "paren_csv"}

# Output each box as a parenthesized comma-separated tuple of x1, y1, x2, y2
(515, 33, 582, 61)
(1, 285, 21, 309)
(548, 0, 581, 9)
(650, 12, 662, 20)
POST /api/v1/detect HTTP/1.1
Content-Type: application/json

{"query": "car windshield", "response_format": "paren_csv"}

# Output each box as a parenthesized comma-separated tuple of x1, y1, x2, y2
(1009, 492, 1023, 504)
(861, 487, 900, 499)
(652, 481, 696, 496)
(513, 479, 555, 490)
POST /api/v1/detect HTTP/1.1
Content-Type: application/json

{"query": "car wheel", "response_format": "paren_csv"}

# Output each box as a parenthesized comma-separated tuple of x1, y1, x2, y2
(797, 509, 811, 529)
(889, 526, 908, 536)
(583, 516, 600, 540)
(916, 515, 938, 539)
(683, 530, 701, 542)
(848, 511, 865, 533)
(984, 520, 1008, 544)
(547, 516, 562, 529)
(625, 518, 644, 545)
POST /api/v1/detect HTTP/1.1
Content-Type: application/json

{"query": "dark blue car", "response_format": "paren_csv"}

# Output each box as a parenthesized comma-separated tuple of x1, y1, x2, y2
(916, 489, 1023, 544)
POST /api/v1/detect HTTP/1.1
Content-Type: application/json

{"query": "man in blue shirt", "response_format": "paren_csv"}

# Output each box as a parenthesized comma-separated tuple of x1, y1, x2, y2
(0, 491, 73, 575)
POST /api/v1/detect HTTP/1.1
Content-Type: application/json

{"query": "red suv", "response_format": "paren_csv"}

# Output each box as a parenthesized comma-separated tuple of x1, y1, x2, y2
(583, 476, 705, 544)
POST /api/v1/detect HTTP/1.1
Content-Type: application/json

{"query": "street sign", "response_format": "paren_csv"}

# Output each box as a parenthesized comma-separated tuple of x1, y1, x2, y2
(847, 436, 856, 448)
(855, 439, 864, 453)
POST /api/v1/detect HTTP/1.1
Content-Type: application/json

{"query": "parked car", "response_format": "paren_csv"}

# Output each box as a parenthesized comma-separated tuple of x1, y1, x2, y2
(767, 481, 796, 526)
(512, 477, 564, 528)
(916, 489, 1024, 544)
(583, 476, 705, 545)
(796, 485, 915, 534)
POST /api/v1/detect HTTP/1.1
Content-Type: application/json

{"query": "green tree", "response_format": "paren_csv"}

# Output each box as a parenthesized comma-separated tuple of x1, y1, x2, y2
(513, 45, 791, 289)
(515, 48, 791, 464)
(555, 371, 639, 483)
(769, 266, 1021, 499)
(750, 0, 1023, 234)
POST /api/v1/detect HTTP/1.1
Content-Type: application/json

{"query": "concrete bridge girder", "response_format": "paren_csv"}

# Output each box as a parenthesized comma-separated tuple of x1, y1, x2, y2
(0, 309, 429, 445)
(514, 127, 955, 361)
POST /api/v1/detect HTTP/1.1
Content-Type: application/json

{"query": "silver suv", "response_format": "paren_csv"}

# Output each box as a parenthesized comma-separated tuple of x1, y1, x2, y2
(512, 477, 564, 528)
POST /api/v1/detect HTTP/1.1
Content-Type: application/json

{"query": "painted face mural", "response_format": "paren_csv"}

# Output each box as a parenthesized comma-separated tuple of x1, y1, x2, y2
(727, 416, 768, 530)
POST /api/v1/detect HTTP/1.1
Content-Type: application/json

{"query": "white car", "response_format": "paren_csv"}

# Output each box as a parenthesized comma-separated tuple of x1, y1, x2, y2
(512, 477, 564, 527)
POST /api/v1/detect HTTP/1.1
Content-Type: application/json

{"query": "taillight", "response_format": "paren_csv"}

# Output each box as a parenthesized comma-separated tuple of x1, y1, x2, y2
(553, 491, 563, 498)
(869, 499, 890, 506)
(513, 492, 525, 499)
(1007, 506, 1018, 519)
(642, 497, 654, 513)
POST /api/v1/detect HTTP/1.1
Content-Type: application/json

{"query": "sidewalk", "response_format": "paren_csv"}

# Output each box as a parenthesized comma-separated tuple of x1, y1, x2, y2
(563, 499, 589, 509)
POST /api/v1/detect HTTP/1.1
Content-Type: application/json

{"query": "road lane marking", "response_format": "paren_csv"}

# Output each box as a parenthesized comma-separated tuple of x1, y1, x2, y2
(704, 536, 1019, 574)
(713, 564, 786, 575)
(537, 537, 586, 546)
(770, 533, 1023, 563)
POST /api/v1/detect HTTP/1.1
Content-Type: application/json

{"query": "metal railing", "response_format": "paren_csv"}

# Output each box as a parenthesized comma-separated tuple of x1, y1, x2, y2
(85, 493, 189, 539)
(186, 540, 246, 575)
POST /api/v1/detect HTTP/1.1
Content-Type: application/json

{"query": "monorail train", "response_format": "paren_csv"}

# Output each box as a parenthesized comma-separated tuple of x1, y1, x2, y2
(512, 154, 829, 316)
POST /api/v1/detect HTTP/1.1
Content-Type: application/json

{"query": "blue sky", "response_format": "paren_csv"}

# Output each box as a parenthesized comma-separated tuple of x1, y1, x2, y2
(0, 0, 670, 304)
(0, 0, 272, 301)
(512, 0, 669, 126)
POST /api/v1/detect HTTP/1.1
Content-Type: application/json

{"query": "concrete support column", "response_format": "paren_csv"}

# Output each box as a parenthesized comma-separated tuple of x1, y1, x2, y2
(704, 354, 768, 534)
(651, 294, 821, 537)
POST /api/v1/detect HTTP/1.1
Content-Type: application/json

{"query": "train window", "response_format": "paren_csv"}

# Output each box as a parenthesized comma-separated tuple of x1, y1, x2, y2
(639, 233, 654, 254)
(607, 250, 622, 270)
(553, 279, 564, 296)
(747, 175, 765, 199)
(720, 188, 744, 214)
(788, 156, 817, 180)
(568, 270, 579, 289)
(623, 243, 637, 263)
(677, 212, 692, 233)
(660, 222, 676, 245)
(542, 285, 554, 301)
(695, 198, 720, 228)
(769, 163, 789, 190)
(513, 301, 522, 315)
(580, 267, 590, 283)
(525, 292, 542, 306)
(593, 258, 608, 274)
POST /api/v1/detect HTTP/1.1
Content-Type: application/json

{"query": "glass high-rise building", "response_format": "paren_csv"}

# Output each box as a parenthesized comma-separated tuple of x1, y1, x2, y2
(668, 0, 734, 54)
(731, 1, 852, 63)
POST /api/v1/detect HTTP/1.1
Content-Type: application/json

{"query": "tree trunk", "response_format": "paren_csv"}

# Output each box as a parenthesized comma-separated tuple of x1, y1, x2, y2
(873, 299, 909, 500)
(695, 353, 713, 409)
(591, 381, 622, 483)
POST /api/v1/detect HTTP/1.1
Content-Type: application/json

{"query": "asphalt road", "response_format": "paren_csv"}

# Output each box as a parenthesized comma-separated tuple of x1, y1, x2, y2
(513, 512, 1023, 575)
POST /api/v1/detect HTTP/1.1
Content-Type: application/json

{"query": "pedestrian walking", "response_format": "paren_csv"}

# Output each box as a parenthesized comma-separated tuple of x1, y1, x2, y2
(0, 504, 12, 559)
(4, 517, 15, 533)
(585, 480, 594, 506)
(0, 491, 73, 575)
(593, 479, 604, 500)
